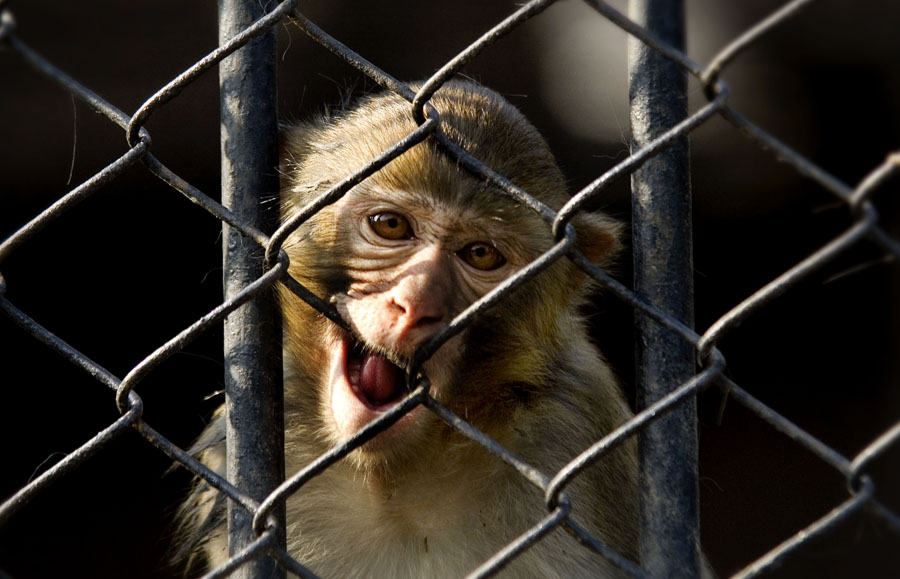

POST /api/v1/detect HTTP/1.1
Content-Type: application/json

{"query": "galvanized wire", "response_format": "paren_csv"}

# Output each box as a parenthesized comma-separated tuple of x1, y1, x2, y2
(1, 0, 898, 577)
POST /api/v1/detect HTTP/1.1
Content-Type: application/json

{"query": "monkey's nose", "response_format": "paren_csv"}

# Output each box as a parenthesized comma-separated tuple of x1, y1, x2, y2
(391, 297, 446, 331)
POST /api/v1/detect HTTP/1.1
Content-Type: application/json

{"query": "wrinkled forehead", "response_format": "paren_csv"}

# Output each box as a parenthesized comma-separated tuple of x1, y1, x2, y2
(301, 124, 552, 216)
(311, 88, 568, 194)
(286, 84, 571, 235)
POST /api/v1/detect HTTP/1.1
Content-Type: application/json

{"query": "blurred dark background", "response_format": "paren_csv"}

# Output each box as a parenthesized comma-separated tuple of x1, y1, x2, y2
(1, 0, 898, 577)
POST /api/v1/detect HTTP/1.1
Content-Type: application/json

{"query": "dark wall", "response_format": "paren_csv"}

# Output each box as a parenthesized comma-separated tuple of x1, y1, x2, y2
(1, 1, 898, 577)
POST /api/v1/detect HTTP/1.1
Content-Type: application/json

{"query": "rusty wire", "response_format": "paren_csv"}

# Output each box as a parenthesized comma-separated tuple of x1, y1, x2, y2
(1, 0, 898, 577)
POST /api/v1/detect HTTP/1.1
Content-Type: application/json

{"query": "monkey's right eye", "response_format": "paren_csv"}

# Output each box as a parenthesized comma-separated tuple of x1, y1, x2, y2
(368, 212, 414, 240)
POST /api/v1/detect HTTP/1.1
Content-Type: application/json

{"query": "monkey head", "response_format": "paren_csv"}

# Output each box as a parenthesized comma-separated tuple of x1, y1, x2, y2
(277, 81, 621, 472)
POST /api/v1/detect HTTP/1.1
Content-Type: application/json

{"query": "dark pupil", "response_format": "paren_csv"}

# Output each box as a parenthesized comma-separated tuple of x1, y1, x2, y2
(473, 246, 487, 258)
(386, 217, 399, 229)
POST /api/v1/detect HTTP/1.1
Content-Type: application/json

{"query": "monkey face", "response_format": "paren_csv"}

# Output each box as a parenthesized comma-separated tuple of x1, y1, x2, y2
(322, 182, 542, 450)
(277, 81, 621, 469)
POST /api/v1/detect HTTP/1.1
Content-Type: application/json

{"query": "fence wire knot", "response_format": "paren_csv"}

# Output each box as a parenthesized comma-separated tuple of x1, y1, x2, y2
(1, 0, 899, 578)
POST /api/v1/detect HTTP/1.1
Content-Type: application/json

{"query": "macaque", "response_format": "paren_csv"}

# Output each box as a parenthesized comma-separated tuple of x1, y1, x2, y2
(178, 80, 638, 578)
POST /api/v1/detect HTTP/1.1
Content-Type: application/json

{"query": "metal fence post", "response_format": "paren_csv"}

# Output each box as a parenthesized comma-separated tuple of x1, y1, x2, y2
(628, 0, 701, 576)
(219, 1, 286, 576)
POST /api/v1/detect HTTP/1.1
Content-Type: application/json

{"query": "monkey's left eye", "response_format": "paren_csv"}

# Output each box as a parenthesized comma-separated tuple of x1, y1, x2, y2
(368, 212, 413, 240)
(458, 242, 506, 271)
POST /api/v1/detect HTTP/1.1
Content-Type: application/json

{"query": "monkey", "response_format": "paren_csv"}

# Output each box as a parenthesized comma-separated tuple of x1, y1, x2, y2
(176, 80, 638, 578)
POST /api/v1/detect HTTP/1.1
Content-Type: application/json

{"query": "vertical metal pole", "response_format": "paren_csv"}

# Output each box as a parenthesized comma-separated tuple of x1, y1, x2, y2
(628, 0, 700, 577)
(219, 1, 285, 577)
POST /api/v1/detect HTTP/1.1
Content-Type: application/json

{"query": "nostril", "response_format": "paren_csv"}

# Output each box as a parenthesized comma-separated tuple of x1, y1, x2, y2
(389, 297, 407, 315)
(412, 312, 444, 329)
(406, 306, 445, 329)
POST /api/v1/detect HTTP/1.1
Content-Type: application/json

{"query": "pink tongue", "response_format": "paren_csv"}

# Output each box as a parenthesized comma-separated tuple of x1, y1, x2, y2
(359, 351, 405, 406)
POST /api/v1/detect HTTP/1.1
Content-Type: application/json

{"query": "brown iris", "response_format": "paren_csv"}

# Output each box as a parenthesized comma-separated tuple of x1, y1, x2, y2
(458, 242, 505, 271)
(368, 212, 413, 240)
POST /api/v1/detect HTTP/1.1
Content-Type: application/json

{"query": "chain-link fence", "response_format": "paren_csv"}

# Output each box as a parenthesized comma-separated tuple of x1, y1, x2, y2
(1, 0, 898, 577)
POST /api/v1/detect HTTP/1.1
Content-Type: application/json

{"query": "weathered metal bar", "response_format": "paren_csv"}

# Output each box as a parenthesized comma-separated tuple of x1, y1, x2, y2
(627, 0, 700, 576)
(219, 0, 285, 577)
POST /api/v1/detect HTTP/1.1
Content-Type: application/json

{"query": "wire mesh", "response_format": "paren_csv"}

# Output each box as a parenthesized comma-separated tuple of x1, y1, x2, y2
(1, 0, 898, 577)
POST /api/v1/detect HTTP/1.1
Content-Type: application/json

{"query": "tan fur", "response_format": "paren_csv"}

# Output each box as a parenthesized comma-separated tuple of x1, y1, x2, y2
(178, 80, 637, 578)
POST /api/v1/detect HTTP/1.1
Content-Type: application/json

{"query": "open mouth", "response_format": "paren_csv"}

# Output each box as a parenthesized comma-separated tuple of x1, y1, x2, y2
(328, 331, 432, 442)
(345, 340, 408, 409)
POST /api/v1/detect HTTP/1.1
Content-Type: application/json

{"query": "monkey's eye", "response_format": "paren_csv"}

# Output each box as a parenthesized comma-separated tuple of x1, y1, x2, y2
(458, 242, 506, 271)
(368, 212, 413, 240)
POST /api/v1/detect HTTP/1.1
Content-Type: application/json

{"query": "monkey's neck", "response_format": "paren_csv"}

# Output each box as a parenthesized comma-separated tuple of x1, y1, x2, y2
(357, 425, 503, 495)
(301, 442, 522, 536)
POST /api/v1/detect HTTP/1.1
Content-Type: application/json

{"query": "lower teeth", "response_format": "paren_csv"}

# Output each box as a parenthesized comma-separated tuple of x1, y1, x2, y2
(347, 341, 365, 388)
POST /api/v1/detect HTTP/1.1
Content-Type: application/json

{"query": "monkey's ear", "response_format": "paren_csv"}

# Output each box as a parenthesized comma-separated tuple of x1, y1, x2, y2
(572, 212, 624, 269)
